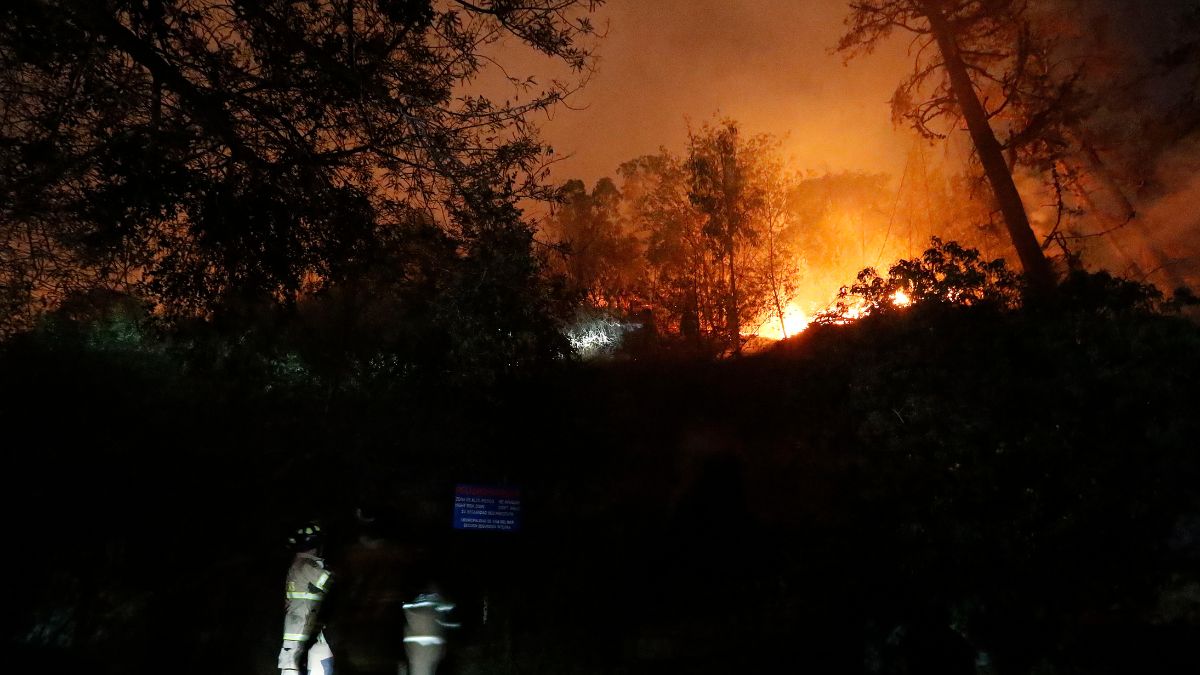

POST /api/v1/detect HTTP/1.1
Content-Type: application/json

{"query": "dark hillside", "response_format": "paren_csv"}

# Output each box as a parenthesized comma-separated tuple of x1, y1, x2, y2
(4, 276, 1200, 674)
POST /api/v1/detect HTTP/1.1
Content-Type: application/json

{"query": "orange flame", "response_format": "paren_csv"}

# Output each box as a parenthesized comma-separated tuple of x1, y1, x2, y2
(756, 303, 810, 340)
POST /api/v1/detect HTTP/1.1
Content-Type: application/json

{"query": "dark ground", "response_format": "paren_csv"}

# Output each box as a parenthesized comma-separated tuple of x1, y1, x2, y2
(4, 279, 1200, 675)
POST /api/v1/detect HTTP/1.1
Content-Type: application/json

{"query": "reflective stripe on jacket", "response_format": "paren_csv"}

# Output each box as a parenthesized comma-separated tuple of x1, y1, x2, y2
(403, 593, 455, 648)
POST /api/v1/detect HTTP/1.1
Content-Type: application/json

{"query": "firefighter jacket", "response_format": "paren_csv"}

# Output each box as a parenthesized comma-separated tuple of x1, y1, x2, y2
(403, 593, 455, 647)
(282, 552, 332, 643)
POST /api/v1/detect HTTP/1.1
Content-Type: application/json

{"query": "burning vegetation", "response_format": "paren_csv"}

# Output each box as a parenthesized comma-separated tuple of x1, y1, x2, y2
(541, 0, 1200, 358)
(543, 120, 1021, 355)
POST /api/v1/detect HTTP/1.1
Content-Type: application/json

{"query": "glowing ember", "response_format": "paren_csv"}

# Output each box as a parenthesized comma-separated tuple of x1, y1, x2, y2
(891, 289, 911, 306)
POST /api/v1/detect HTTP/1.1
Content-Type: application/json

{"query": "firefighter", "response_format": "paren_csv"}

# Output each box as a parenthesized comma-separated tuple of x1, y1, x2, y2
(402, 590, 457, 675)
(279, 522, 335, 675)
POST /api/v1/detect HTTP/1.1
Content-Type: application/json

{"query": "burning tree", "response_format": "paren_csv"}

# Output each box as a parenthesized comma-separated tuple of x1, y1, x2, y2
(837, 0, 1057, 294)
(618, 150, 720, 349)
(571, 123, 800, 354)
(754, 146, 804, 339)
(686, 119, 779, 354)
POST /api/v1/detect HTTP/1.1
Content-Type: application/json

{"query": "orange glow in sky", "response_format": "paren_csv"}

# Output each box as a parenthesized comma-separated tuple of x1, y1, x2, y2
(492, 0, 917, 186)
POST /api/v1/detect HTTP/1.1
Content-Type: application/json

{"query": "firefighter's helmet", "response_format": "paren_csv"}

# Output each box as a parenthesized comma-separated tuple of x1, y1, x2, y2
(287, 521, 324, 551)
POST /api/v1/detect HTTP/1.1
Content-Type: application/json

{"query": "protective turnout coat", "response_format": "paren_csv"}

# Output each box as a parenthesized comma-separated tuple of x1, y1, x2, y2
(279, 552, 333, 674)
(283, 552, 331, 642)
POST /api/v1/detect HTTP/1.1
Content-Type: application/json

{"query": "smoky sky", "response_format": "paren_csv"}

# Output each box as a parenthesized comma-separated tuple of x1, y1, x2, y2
(499, 0, 1200, 186)
(491, 0, 1200, 284)
(506, 0, 919, 186)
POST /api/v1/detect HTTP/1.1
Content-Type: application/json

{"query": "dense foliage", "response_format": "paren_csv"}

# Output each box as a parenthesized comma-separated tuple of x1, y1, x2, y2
(4, 257, 1198, 674)
(1, 0, 601, 344)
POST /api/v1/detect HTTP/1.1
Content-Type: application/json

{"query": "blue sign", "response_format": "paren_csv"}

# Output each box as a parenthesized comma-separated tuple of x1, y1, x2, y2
(453, 484, 521, 532)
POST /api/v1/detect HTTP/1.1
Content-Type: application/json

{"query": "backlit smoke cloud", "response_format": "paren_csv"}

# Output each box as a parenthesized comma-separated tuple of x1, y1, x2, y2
(497, 0, 1200, 288)
(507, 0, 917, 185)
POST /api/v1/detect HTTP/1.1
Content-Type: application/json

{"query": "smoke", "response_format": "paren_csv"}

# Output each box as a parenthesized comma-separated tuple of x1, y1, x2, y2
(1132, 137, 1200, 286)
(512, 0, 917, 185)
(1145, 138, 1200, 243)
(1052, 0, 1200, 288)
(495, 0, 1200, 291)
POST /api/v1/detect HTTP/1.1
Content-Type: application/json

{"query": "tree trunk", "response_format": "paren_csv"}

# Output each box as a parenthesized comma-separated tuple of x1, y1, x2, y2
(923, 3, 1057, 294)
(767, 225, 788, 338)
(726, 235, 740, 354)
(721, 157, 741, 354)
(681, 287, 700, 344)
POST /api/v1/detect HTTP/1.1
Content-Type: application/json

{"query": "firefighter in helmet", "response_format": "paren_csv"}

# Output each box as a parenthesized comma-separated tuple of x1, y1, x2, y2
(279, 521, 335, 675)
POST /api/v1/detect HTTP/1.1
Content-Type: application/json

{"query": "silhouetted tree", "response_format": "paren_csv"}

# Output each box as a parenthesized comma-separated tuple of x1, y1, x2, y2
(838, 0, 1057, 293)
(0, 0, 602, 335)
(618, 150, 720, 351)
(817, 237, 1021, 323)
(687, 119, 763, 353)
(757, 153, 803, 338)
(544, 178, 642, 310)
(611, 125, 788, 354)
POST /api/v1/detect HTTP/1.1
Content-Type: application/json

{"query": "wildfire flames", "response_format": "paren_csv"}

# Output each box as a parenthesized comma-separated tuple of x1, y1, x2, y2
(756, 303, 810, 341)
(753, 287, 912, 341)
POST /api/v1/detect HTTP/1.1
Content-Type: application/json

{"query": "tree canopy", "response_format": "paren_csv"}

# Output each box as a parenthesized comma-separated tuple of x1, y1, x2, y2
(0, 0, 602, 335)
(837, 0, 1057, 291)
